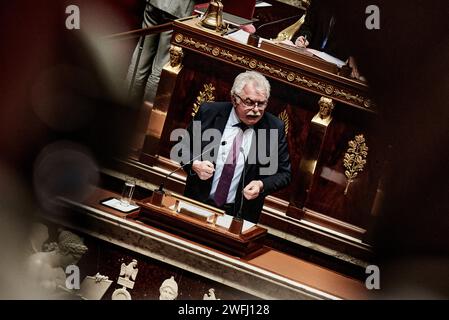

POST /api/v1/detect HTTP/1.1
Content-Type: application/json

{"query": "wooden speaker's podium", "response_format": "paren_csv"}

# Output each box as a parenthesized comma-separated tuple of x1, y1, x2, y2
(130, 192, 267, 257)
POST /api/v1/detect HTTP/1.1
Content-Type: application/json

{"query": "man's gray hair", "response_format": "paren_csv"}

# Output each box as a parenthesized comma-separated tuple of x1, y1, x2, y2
(231, 71, 271, 99)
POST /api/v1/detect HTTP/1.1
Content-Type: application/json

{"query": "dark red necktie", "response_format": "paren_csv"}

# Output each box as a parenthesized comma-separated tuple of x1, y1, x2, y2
(214, 123, 248, 207)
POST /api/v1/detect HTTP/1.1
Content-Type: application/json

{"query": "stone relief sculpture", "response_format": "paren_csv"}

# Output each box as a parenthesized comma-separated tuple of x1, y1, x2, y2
(112, 259, 139, 300)
(203, 288, 220, 300)
(119, 259, 138, 283)
(78, 273, 113, 300)
(159, 276, 178, 300)
(27, 228, 88, 292)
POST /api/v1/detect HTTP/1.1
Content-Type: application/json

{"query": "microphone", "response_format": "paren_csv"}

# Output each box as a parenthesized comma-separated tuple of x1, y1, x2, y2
(158, 140, 227, 193)
(255, 14, 303, 37)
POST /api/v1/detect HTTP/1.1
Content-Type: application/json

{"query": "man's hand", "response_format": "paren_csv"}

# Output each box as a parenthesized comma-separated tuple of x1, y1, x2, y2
(294, 36, 309, 48)
(347, 56, 361, 80)
(192, 160, 215, 180)
(240, 24, 256, 34)
(243, 180, 264, 200)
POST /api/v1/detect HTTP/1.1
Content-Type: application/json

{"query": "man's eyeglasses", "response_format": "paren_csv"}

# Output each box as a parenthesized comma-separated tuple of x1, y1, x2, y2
(234, 93, 268, 110)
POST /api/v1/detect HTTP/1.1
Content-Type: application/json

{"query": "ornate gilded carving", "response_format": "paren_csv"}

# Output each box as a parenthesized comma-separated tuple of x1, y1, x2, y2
(192, 83, 216, 117)
(180, 36, 213, 53)
(212, 47, 220, 56)
(325, 85, 334, 95)
(334, 88, 364, 105)
(219, 49, 250, 65)
(249, 59, 258, 69)
(278, 110, 290, 136)
(363, 99, 374, 109)
(343, 134, 368, 195)
(169, 45, 183, 68)
(318, 96, 335, 120)
(287, 72, 296, 82)
(173, 32, 373, 110)
(295, 75, 326, 91)
(174, 33, 184, 43)
(275, 14, 306, 41)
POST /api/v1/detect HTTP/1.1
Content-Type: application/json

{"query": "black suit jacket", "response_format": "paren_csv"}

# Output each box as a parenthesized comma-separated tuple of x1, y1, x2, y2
(293, 0, 350, 61)
(181, 102, 291, 223)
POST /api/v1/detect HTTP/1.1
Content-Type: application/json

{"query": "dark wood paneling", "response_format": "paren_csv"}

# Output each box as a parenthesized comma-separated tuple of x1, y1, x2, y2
(304, 106, 384, 228)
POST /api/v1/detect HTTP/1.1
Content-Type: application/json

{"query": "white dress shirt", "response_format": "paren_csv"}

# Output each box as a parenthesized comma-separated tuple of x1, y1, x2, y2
(209, 108, 254, 204)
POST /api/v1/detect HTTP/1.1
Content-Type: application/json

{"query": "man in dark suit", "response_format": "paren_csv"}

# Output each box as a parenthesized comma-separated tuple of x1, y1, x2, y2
(127, 0, 199, 104)
(289, 0, 361, 79)
(180, 71, 291, 223)
(292, 0, 348, 60)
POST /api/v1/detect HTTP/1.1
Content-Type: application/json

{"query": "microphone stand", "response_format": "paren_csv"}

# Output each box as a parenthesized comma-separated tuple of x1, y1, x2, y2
(229, 146, 247, 235)
(151, 141, 226, 206)
(247, 14, 303, 47)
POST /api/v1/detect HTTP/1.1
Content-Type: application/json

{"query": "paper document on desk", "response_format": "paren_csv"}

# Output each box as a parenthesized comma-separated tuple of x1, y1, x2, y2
(224, 29, 250, 44)
(216, 214, 255, 233)
(172, 201, 214, 218)
(256, 1, 272, 7)
(306, 48, 346, 68)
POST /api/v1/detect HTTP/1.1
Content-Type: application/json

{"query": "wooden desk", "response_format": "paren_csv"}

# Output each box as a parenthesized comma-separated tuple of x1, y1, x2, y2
(51, 188, 369, 300)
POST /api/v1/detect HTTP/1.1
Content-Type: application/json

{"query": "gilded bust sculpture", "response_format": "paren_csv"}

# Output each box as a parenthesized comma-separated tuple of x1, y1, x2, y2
(318, 96, 335, 120)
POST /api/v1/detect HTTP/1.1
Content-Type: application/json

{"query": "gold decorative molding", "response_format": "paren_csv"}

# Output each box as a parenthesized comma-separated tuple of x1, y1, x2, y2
(173, 32, 374, 111)
(334, 88, 364, 105)
(192, 83, 216, 117)
(343, 134, 368, 195)
(275, 14, 306, 41)
(278, 110, 290, 136)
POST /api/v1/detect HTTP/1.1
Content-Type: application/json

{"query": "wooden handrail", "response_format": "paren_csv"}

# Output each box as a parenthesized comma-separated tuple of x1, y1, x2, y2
(103, 22, 174, 41)
(103, 15, 199, 41)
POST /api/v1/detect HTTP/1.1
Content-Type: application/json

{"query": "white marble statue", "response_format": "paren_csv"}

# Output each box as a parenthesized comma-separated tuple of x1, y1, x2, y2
(27, 228, 88, 292)
(117, 259, 138, 290)
(29, 223, 49, 254)
(203, 288, 220, 300)
(159, 276, 178, 300)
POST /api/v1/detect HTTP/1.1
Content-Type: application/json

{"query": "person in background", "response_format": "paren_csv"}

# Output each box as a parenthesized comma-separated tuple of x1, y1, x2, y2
(126, 0, 199, 104)
(283, 0, 362, 80)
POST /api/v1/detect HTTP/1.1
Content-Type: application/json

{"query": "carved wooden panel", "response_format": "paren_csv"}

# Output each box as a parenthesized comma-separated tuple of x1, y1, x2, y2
(303, 107, 384, 228)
